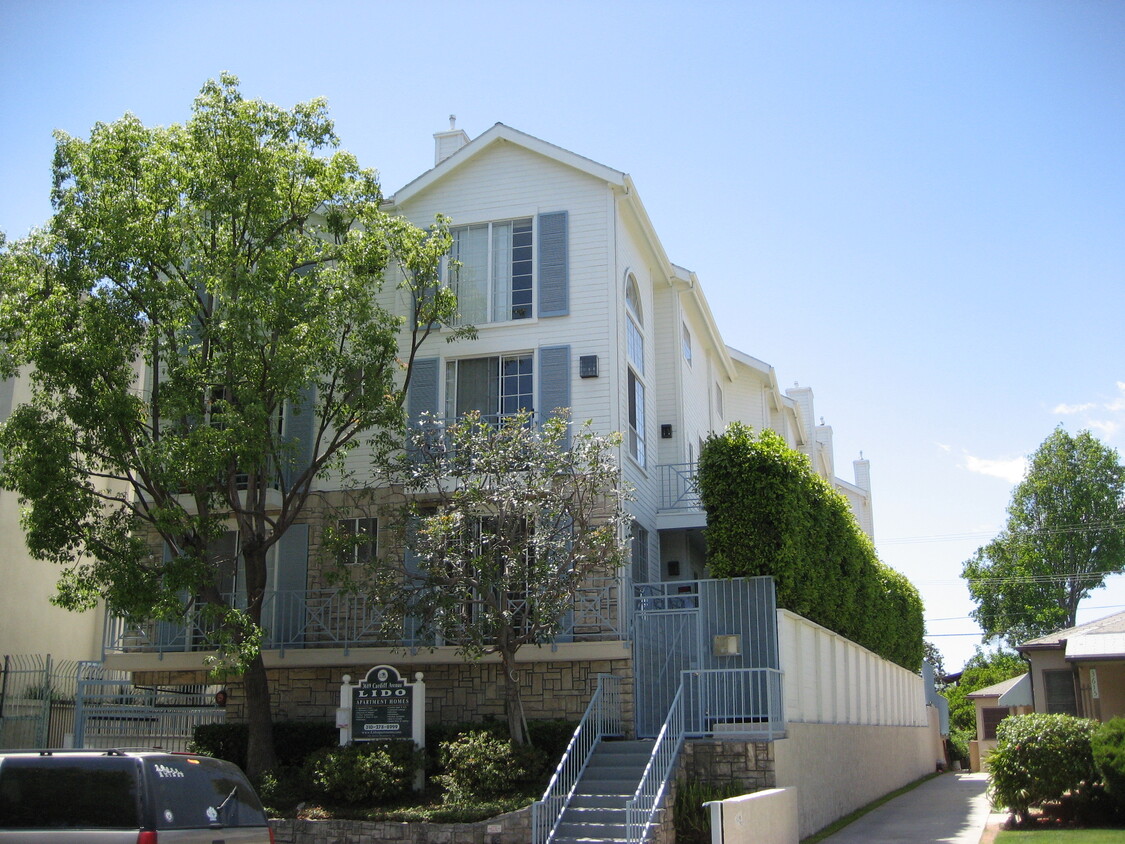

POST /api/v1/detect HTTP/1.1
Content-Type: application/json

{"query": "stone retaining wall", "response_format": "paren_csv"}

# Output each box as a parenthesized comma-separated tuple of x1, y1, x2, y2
(270, 806, 530, 844)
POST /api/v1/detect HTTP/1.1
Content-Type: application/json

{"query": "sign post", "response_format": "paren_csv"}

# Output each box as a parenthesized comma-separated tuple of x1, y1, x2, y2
(337, 665, 426, 790)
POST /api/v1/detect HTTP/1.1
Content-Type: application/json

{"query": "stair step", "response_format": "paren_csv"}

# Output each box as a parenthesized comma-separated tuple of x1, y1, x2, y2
(556, 822, 627, 840)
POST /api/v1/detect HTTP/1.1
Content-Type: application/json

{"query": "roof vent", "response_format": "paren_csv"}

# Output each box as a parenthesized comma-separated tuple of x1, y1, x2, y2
(434, 114, 470, 165)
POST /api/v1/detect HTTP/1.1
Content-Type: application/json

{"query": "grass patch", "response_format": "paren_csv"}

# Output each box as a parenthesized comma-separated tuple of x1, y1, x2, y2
(799, 773, 940, 844)
(996, 832, 1125, 843)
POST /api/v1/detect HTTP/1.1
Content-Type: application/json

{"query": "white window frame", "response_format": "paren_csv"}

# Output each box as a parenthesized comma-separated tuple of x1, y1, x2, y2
(338, 517, 377, 567)
(445, 353, 535, 424)
(449, 217, 535, 325)
(625, 274, 647, 467)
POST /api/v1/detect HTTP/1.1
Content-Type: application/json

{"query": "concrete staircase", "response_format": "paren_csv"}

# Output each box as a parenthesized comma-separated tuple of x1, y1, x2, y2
(551, 739, 654, 843)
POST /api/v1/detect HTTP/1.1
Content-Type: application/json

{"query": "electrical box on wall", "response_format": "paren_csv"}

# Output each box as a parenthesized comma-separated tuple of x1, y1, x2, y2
(712, 634, 742, 657)
(579, 355, 599, 378)
(661, 424, 673, 439)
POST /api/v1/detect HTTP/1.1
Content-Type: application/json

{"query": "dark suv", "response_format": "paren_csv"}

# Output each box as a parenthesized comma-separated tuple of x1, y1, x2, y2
(0, 750, 273, 843)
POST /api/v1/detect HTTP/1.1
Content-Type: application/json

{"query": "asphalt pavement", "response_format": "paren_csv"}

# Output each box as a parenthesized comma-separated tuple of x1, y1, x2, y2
(816, 772, 1003, 843)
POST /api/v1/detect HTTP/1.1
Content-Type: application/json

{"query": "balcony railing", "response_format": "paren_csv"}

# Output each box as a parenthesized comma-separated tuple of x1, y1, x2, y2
(103, 578, 627, 656)
(658, 462, 700, 511)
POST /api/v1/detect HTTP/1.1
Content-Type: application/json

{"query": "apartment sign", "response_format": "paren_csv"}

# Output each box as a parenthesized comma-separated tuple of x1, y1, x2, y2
(352, 665, 413, 740)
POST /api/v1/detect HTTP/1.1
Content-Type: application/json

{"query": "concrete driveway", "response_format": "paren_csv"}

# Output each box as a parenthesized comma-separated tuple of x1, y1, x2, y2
(816, 772, 1001, 843)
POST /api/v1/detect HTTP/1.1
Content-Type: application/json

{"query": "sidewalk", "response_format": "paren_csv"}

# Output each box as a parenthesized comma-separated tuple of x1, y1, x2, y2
(817, 772, 1003, 843)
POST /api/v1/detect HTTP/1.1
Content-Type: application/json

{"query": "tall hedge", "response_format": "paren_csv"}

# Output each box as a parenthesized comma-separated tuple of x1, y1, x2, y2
(698, 423, 923, 670)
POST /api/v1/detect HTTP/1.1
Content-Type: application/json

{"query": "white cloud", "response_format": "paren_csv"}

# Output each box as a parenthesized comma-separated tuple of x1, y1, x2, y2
(1052, 402, 1096, 414)
(935, 442, 951, 453)
(963, 454, 1027, 484)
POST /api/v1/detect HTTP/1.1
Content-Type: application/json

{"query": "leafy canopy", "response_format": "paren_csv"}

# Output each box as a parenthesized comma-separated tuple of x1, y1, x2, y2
(0, 74, 453, 775)
(943, 647, 1025, 733)
(963, 427, 1125, 647)
(698, 423, 924, 670)
(379, 410, 630, 744)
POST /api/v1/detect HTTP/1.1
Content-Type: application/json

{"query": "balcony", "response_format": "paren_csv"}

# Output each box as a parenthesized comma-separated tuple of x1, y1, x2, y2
(657, 462, 705, 530)
(103, 578, 628, 661)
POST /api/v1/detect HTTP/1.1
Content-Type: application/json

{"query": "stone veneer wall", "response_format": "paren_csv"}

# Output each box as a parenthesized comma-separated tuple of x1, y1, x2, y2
(270, 806, 530, 844)
(133, 656, 633, 730)
(646, 739, 776, 844)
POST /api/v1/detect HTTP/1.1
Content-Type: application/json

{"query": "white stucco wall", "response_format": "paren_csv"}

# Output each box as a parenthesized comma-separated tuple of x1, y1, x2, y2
(773, 714, 940, 840)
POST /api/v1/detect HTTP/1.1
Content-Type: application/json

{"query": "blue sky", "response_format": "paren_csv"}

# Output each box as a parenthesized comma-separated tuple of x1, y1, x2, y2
(2, 0, 1123, 671)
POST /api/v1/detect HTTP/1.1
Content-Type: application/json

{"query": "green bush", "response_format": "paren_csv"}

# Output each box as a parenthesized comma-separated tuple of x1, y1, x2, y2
(191, 721, 338, 771)
(698, 424, 924, 670)
(1092, 717, 1125, 808)
(304, 742, 421, 805)
(988, 713, 1098, 824)
(673, 779, 745, 844)
(436, 731, 535, 803)
(947, 728, 972, 769)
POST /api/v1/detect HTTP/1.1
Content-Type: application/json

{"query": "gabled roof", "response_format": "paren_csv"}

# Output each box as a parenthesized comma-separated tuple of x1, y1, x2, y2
(1018, 609, 1125, 652)
(967, 673, 1031, 708)
(388, 123, 627, 207)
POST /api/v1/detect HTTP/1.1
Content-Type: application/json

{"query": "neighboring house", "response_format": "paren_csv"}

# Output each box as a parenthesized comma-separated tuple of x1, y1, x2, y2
(965, 673, 1032, 772)
(1017, 609, 1125, 723)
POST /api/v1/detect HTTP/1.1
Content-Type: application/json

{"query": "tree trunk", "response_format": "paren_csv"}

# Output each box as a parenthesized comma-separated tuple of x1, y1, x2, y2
(242, 651, 276, 780)
(241, 544, 276, 780)
(499, 647, 528, 746)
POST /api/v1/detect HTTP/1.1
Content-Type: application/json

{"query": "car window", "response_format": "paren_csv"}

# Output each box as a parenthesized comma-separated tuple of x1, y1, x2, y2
(146, 756, 267, 830)
(0, 757, 140, 829)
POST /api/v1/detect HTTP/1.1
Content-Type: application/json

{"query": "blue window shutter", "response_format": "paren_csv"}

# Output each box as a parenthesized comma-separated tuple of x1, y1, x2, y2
(282, 386, 317, 491)
(537, 211, 569, 317)
(407, 358, 440, 424)
(538, 345, 571, 446)
(268, 523, 308, 648)
(406, 357, 440, 459)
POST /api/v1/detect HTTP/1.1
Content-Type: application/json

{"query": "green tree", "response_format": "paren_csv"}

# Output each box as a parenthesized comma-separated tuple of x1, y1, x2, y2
(383, 411, 629, 745)
(698, 423, 924, 670)
(0, 75, 454, 777)
(943, 647, 1025, 734)
(962, 427, 1125, 647)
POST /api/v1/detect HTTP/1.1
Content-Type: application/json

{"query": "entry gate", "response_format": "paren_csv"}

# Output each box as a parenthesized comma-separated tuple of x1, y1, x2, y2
(632, 577, 779, 738)
(73, 662, 224, 751)
(0, 654, 81, 749)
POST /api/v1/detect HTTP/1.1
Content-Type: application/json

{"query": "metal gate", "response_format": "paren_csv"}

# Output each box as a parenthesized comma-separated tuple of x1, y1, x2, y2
(73, 663, 225, 751)
(0, 654, 81, 749)
(632, 577, 779, 738)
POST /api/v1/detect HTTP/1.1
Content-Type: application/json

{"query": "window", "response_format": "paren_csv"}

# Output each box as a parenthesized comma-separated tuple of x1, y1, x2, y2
(625, 274, 646, 466)
(981, 707, 1008, 740)
(1044, 669, 1078, 716)
(628, 369, 645, 467)
(450, 218, 534, 324)
(446, 354, 534, 423)
(630, 521, 650, 583)
(715, 383, 724, 418)
(682, 324, 692, 365)
(338, 517, 377, 566)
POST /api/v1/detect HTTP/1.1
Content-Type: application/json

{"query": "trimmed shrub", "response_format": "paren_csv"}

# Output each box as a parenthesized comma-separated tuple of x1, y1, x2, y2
(988, 713, 1098, 824)
(191, 720, 338, 771)
(304, 741, 421, 805)
(698, 424, 924, 670)
(1092, 716, 1125, 808)
(437, 731, 535, 803)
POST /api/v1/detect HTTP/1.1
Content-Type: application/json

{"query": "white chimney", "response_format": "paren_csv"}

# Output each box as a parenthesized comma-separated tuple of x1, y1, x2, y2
(434, 115, 469, 165)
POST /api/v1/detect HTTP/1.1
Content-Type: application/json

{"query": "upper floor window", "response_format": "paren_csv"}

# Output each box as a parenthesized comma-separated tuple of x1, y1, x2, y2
(625, 274, 646, 466)
(682, 324, 692, 366)
(338, 517, 377, 566)
(715, 383, 724, 418)
(445, 354, 534, 424)
(450, 218, 534, 325)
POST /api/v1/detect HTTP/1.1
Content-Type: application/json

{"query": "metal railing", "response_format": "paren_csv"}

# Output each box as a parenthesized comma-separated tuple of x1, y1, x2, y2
(104, 579, 627, 656)
(658, 462, 700, 511)
(626, 683, 686, 844)
(531, 673, 623, 844)
(682, 668, 785, 740)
